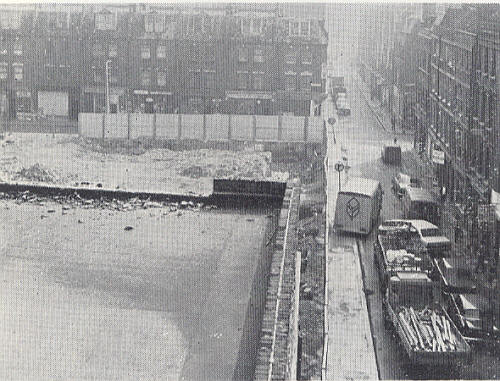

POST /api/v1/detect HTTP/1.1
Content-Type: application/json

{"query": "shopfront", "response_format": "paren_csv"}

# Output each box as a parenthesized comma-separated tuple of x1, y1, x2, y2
(132, 90, 173, 114)
(15, 90, 33, 116)
(83, 87, 127, 113)
(225, 91, 274, 115)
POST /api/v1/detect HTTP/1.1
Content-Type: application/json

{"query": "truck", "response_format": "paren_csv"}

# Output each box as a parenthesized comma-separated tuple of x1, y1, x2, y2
(374, 229, 434, 292)
(382, 272, 471, 366)
(333, 177, 383, 235)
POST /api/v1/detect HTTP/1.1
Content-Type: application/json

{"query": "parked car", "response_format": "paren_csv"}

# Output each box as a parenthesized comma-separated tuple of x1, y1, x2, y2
(391, 172, 419, 197)
(406, 219, 451, 256)
(377, 219, 451, 256)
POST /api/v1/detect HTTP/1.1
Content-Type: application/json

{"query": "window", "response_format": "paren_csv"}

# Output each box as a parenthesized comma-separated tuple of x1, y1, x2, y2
(253, 19, 262, 33)
(203, 16, 213, 34)
(204, 71, 215, 89)
(13, 63, 23, 81)
(0, 63, 7, 79)
(187, 16, 201, 35)
(238, 46, 248, 62)
(302, 50, 312, 64)
(95, 12, 116, 30)
(0, 38, 6, 55)
(141, 45, 151, 60)
(109, 44, 117, 58)
(154, 15, 164, 33)
(48, 12, 68, 29)
(241, 18, 250, 34)
(157, 45, 166, 59)
(285, 53, 296, 65)
(93, 43, 104, 57)
(300, 21, 310, 36)
(92, 67, 104, 84)
(285, 74, 296, 90)
(145, 14, 154, 32)
(254, 47, 264, 63)
(13, 41, 22, 56)
(140, 69, 151, 86)
(190, 71, 201, 89)
(300, 73, 312, 90)
(109, 68, 118, 84)
(290, 21, 299, 36)
(157, 71, 166, 86)
(237, 72, 249, 89)
(0, 11, 21, 29)
(253, 72, 264, 90)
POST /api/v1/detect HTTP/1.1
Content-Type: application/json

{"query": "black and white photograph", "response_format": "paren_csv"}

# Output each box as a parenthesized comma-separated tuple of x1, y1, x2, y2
(0, 2, 499, 380)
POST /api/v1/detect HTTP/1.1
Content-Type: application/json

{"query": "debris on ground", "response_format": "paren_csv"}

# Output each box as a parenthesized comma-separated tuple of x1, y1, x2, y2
(15, 163, 56, 183)
(0, 190, 213, 214)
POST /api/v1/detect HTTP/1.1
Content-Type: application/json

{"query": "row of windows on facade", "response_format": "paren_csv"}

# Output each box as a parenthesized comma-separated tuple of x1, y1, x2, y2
(0, 10, 316, 39)
(100, 13, 314, 37)
(91, 68, 313, 91)
(0, 59, 315, 92)
(430, 64, 497, 124)
(90, 43, 313, 65)
(434, 41, 497, 76)
(429, 101, 494, 177)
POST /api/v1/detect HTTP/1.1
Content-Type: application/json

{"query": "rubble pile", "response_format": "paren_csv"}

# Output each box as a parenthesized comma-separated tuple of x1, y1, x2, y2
(15, 163, 56, 183)
(0, 190, 217, 214)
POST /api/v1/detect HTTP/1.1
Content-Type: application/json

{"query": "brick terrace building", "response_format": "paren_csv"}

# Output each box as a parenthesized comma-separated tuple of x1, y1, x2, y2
(0, 4, 327, 119)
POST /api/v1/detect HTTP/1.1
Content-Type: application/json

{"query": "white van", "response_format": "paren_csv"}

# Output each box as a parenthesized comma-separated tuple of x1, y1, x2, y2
(333, 177, 383, 235)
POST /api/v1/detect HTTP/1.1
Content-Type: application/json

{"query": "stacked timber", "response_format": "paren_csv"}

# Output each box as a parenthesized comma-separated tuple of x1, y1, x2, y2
(397, 306, 465, 352)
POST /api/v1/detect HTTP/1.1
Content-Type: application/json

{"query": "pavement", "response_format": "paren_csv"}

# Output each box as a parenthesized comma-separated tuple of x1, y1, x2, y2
(323, 96, 379, 380)
(353, 70, 407, 137)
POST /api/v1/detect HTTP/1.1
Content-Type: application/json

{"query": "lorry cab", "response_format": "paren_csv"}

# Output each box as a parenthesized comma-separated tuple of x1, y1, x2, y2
(387, 272, 439, 309)
(402, 187, 441, 226)
(333, 177, 383, 235)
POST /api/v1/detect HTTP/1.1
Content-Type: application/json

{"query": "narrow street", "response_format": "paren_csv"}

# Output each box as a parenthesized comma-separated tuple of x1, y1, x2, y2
(328, 67, 500, 379)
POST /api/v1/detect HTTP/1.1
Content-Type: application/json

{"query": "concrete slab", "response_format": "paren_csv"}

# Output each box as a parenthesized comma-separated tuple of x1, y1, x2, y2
(0, 198, 272, 380)
(326, 245, 378, 380)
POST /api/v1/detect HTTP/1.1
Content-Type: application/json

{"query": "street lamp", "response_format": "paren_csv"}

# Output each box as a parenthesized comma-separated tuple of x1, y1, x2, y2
(105, 60, 112, 114)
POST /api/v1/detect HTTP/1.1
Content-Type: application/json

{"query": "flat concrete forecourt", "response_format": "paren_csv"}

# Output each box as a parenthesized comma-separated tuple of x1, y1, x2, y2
(0, 197, 271, 380)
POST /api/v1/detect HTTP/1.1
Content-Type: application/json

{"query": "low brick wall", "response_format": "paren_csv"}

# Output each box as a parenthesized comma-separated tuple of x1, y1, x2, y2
(254, 181, 301, 381)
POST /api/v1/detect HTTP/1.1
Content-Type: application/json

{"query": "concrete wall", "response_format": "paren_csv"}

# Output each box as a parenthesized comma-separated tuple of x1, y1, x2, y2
(181, 114, 204, 140)
(255, 115, 279, 141)
(231, 115, 255, 141)
(156, 114, 179, 139)
(308, 117, 324, 142)
(130, 114, 154, 139)
(282, 115, 306, 142)
(104, 114, 128, 139)
(79, 113, 323, 143)
(206, 114, 230, 141)
(79, 113, 103, 138)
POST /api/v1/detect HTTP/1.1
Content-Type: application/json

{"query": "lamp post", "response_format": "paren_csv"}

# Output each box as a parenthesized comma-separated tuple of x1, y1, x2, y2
(105, 60, 111, 114)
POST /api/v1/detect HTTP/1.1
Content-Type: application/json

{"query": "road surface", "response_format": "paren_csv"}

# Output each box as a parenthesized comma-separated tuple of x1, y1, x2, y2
(327, 65, 500, 379)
